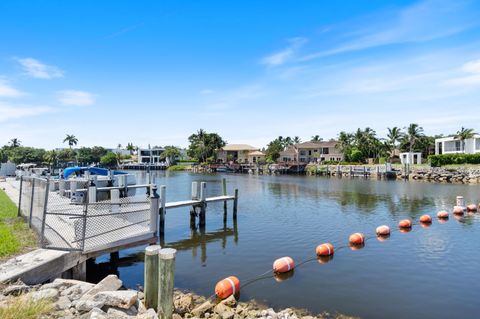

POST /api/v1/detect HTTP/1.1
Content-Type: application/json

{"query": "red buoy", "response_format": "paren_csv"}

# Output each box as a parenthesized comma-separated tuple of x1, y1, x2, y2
(419, 214, 432, 223)
(376, 225, 390, 236)
(398, 219, 412, 229)
(466, 204, 477, 212)
(437, 211, 449, 219)
(215, 276, 240, 299)
(349, 232, 365, 245)
(273, 257, 295, 273)
(316, 243, 334, 256)
(453, 206, 464, 215)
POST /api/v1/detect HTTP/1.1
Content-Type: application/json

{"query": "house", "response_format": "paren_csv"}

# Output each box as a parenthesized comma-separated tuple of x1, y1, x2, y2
(217, 144, 265, 164)
(278, 141, 344, 163)
(435, 135, 480, 154)
(137, 147, 165, 164)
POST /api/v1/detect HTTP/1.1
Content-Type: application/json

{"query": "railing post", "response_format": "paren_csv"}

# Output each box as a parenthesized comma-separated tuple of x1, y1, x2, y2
(191, 182, 198, 200)
(158, 248, 176, 319)
(222, 178, 227, 222)
(159, 186, 166, 237)
(17, 176, 23, 217)
(199, 182, 206, 227)
(40, 178, 50, 247)
(88, 185, 97, 204)
(59, 179, 65, 196)
(29, 178, 36, 227)
(144, 245, 161, 310)
(150, 185, 160, 235)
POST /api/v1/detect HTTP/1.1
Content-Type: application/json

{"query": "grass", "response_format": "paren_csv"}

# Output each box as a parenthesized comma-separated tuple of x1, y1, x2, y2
(167, 164, 191, 171)
(0, 295, 53, 319)
(0, 189, 37, 261)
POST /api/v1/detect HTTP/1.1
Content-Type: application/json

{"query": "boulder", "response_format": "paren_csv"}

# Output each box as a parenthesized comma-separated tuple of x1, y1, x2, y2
(174, 293, 194, 314)
(53, 296, 72, 310)
(136, 308, 160, 319)
(106, 307, 136, 318)
(3, 284, 30, 296)
(30, 288, 59, 301)
(75, 299, 105, 312)
(93, 290, 138, 309)
(81, 275, 123, 301)
(192, 300, 214, 317)
(214, 303, 235, 319)
(220, 295, 236, 307)
(62, 282, 95, 300)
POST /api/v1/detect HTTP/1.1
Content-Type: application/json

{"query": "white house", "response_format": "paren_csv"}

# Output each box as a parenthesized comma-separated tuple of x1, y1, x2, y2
(137, 148, 165, 164)
(435, 135, 480, 155)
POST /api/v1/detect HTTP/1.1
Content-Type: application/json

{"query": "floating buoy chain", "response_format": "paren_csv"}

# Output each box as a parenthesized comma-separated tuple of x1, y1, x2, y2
(214, 206, 479, 299)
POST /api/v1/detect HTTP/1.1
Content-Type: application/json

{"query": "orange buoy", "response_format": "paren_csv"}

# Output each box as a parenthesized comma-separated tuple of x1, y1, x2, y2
(377, 235, 389, 242)
(376, 225, 390, 236)
(316, 243, 334, 256)
(317, 255, 334, 264)
(350, 243, 365, 250)
(349, 232, 365, 245)
(419, 214, 432, 223)
(215, 276, 240, 299)
(453, 206, 464, 215)
(273, 257, 295, 273)
(437, 211, 449, 219)
(274, 270, 294, 282)
(398, 219, 412, 229)
(466, 204, 477, 212)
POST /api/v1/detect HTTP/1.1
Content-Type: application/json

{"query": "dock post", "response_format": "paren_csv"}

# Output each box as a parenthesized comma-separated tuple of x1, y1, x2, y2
(29, 178, 35, 227)
(88, 185, 97, 204)
(233, 188, 238, 220)
(72, 261, 86, 281)
(150, 185, 160, 235)
(17, 176, 23, 217)
(350, 166, 353, 177)
(159, 186, 166, 238)
(222, 178, 227, 222)
(199, 182, 206, 227)
(191, 182, 198, 200)
(144, 245, 161, 310)
(158, 248, 176, 319)
(111, 189, 120, 213)
(59, 179, 65, 196)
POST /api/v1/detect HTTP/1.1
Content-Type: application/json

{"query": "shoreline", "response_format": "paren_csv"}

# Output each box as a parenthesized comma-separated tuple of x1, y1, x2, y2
(0, 275, 359, 319)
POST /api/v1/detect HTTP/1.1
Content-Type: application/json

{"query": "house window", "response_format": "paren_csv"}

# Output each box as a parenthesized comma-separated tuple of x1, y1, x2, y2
(476, 138, 480, 151)
(322, 148, 329, 154)
(300, 158, 305, 162)
(337, 157, 341, 161)
(308, 150, 312, 156)
(300, 150, 306, 156)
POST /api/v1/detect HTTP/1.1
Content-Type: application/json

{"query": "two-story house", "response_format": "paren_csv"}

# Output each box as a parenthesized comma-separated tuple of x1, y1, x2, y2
(278, 141, 344, 163)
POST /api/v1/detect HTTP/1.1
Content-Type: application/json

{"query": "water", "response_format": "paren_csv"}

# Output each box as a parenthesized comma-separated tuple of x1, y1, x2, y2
(88, 171, 480, 319)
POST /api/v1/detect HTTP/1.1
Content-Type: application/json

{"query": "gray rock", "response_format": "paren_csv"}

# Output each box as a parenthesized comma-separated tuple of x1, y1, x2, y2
(172, 313, 183, 319)
(3, 284, 30, 296)
(136, 308, 159, 319)
(93, 290, 138, 309)
(54, 296, 72, 310)
(75, 299, 105, 312)
(136, 299, 147, 314)
(192, 300, 213, 317)
(81, 275, 123, 301)
(30, 288, 59, 301)
(174, 293, 194, 314)
(106, 307, 136, 318)
(220, 295, 236, 307)
(62, 282, 95, 299)
(80, 307, 108, 319)
(214, 303, 235, 319)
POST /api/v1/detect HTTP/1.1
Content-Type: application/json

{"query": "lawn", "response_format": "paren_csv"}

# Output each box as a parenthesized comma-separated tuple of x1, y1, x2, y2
(0, 189, 37, 261)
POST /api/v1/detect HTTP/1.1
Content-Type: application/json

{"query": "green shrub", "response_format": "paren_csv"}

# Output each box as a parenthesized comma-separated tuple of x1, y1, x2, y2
(167, 164, 189, 171)
(429, 153, 480, 167)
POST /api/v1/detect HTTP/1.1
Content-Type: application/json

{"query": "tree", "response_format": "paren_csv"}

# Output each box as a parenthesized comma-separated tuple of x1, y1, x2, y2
(7, 147, 45, 164)
(187, 129, 226, 163)
(387, 127, 402, 148)
(293, 136, 301, 144)
(265, 138, 285, 162)
(9, 138, 21, 148)
(126, 143, 135, 155)
(57, 148, 77, 162)
(63, 134, 78, 148)
(311, 135, 322, 142)
(402, 123, 424, 153)
(161, 146, 182, 165)
(100, 152, 118, 168)
(44, 150, 58, 168)
(454, 127, 475, 152)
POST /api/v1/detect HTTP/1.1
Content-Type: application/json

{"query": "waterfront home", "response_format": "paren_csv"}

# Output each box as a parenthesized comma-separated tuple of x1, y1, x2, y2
(137, 147, 165, 164)
(435, 135, 480, 154)
(217, 144, 265, 163)
(278, 141, 344, 163)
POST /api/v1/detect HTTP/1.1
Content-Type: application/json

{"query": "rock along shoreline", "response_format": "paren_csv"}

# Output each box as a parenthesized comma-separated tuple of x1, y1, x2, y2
(0, 275, 358, 319)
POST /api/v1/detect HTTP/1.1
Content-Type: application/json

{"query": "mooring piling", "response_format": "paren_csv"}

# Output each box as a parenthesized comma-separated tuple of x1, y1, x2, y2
(144, 245, 161, 309)
(159, 185, 166, 237)
(158, 248, 176, 319)
(222, 178, 228, 222)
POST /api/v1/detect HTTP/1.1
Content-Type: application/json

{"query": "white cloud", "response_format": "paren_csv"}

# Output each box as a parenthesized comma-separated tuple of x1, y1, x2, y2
(57, 90, 95, 106)
(0, 102, 54, 122)
(0, 79, 23, 97)
(445, 59, 480, 86)
(299, 0, 479, 61)
(462, 59, 480, 73)
(261, 37, 307, 66)
(15, 57, 64, 79)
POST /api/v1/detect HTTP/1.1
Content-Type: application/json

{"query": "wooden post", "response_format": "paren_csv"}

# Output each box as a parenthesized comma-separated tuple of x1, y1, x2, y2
(159, 186, 166, 237)
(222, 178, 227, 222)
(199, 182, 206, 227)
(233, 188, 238, 220)
(144, 245, 161, 310)
(150, 185, 160, 235)
(158, 248, 176, 319)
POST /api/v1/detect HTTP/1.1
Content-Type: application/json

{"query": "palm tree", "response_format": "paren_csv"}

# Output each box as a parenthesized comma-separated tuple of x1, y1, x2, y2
(387, 127, 402, 148)
(9, 138, 21, 148)
(63, 134, 78, 148)
(404, 124, 424, 153)
(311, 135, 322, 142)
(126, 143, 135, 155)
(454, 127, 475, 152)
(293, 136, 301, 144)
(44, 150, 58, 168)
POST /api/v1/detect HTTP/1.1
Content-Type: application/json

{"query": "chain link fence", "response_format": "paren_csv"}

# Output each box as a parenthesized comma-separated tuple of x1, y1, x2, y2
(18, 177, 156, 253)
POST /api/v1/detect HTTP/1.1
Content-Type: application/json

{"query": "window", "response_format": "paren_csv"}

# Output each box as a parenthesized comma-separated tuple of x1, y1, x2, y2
(476, 138, 480, 151)
(308, 150, 312, 156)
(337, 157, 341, 161)
(322, 148, 329, 154)
(300, 150, 306, 156)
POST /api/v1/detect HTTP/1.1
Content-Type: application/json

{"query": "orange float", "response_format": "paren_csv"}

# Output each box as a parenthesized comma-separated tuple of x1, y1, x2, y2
(376, 225, 390, 236)
(215, 276, 240, 299)
(377, 235, 389, 242)
(274, 270, 294, 282)
(349, 232, 365, 245)
(437, 211, 449, 219)
(453, 206, 464, 215)
(317, 255, 334, 264)
(419, 214, 432, 223)
(466, 204, 477, 212)
(316, 243, 334, 256)
(273, 257, 295, 273)
(398, 219, 412, 229)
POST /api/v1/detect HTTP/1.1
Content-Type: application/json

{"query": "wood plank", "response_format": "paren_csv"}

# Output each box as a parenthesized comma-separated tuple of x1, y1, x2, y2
(165, 199, 201, 209)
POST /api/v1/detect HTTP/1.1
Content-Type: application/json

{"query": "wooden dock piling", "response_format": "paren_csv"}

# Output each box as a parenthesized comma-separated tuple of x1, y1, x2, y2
(144, 245, 161, 309)
(233, 188, 238, 220)
(158, 248, 176, 319)
(199, 182, 206, 227)
(159, 186, 166, 237)
(222, 178, 227, 222)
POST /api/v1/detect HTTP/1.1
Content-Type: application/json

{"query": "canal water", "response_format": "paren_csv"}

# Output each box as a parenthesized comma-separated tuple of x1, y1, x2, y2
(88, 171, 480, 319)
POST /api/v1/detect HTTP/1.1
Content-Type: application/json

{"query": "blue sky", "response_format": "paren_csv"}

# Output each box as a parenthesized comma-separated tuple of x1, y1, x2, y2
(1, 0, 480, 149)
